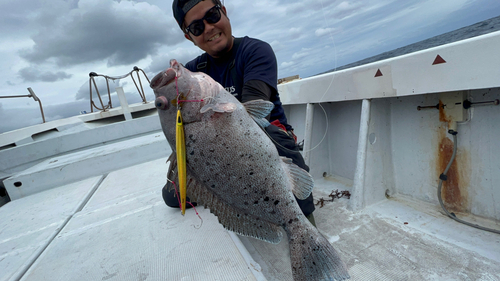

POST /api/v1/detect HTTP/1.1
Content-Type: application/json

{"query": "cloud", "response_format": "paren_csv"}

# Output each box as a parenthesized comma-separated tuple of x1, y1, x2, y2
(337, 1, 358, 11)
(269, 40, 285, 53)
(147, 46, 203, 76)
(0, 111, 46, 134)
(280, 61, 296, 68)
(289, 27, 303, 39)
(44, 100, 89, 121)
(75, 78, 123, 101)
(18, 67, 73, 82)
(283, 0, 337, 15)
(0, 101, 76, 134)
(291, 48, 313, 60)
(75, 74, 149, 109)
(19, 0, 183, 68)
(315, 27, 340, 37)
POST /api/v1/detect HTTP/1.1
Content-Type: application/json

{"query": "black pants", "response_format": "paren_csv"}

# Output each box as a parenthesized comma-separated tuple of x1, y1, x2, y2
(162, 124, 315, 216)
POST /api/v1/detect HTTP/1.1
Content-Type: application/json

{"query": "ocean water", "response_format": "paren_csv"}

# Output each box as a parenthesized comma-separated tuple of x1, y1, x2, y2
(325, 15, 500, 73)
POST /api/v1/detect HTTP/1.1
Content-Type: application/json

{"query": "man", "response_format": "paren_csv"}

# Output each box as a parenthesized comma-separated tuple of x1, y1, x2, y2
(164, 0, 315, 224)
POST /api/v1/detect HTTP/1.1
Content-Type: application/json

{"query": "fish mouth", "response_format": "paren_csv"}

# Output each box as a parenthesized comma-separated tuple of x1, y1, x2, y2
(150, 66, 178, 90)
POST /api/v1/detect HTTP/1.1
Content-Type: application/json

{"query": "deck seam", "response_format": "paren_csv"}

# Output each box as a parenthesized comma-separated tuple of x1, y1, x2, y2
(10, 174, 107, 281)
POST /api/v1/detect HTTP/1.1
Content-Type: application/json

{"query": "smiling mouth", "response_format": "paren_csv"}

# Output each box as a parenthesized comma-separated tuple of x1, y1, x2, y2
(208, 33, 221, 42)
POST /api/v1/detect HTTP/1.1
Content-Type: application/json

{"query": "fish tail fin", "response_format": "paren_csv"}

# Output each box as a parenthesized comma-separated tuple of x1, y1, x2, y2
(284, 217, 350, 281)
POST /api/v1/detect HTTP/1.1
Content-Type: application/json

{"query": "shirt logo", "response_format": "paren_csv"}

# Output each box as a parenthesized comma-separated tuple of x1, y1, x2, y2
(225, 86, 236, 96)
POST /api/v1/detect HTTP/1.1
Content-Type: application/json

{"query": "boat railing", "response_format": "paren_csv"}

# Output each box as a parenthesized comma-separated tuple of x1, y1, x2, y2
(0, 87, 46, 123)
(88, 66, 150, 113)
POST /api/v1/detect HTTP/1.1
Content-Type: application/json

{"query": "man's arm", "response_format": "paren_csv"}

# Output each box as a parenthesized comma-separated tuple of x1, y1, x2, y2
(241, 79, 273, 103)
(240, 38, 277, 103)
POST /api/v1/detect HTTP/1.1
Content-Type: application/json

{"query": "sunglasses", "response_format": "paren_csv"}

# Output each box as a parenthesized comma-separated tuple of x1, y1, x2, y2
(185, 5, 222, 37)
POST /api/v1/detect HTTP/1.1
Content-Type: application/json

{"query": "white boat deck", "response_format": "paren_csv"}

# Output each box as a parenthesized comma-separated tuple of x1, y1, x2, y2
(243, 177, 500, 280)
(2, 154, 499, 280)
(1, 157, 264, 281)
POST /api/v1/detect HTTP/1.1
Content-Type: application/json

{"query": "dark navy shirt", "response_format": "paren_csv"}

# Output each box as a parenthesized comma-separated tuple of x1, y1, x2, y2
(184, 36, 291, 130)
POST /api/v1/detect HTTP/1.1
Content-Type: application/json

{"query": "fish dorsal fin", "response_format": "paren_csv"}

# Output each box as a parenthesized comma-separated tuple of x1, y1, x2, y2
(165, 156, 283, 244)
(280, 157, 314, 200)
(243, 99, 273, 128)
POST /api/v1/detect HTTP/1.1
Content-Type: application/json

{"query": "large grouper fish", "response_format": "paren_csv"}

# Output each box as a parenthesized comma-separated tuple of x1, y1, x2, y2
(150, 59, 349, 281)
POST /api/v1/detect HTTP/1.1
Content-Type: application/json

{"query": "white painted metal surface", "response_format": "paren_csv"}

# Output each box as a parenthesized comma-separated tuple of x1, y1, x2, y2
(0, 101, 156, 149)
(0, 114, 161, 180)
(350, 99, 370, 211)
(78, 101, 156, 123)
(4, 131, 169, 200)
(278, 31, 500, 221)
(302, 103, 314, 167)
(115, 87, 133, 120)
(278, 31, 500, 104)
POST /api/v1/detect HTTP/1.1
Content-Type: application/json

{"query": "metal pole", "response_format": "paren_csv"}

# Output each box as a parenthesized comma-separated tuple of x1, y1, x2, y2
(0, 89, 46, 123)
(303, 103, 315, 168)
(349, 99, 371, 211)
(27, 88, 46, 123)
(105, 79, 112, 109)
(89, 77, 93, 112)
(137, 71, 146, 103)
(0, 95, 31, 99)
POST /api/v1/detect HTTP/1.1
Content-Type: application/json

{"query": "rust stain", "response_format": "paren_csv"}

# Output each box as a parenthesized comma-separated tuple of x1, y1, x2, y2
(437, 131, 471, 213)
(438, 100, 449, 123)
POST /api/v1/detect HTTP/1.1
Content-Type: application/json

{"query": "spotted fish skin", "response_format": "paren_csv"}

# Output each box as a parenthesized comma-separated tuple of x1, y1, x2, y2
(150, 59, 349, 281)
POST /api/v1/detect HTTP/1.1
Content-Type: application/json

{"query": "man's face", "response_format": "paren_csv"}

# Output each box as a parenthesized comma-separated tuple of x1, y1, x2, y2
(183, 0, 233, 58)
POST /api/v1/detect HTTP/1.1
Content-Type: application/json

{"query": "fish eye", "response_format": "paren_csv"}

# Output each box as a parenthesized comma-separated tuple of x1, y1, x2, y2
(155, 96, 169, 110)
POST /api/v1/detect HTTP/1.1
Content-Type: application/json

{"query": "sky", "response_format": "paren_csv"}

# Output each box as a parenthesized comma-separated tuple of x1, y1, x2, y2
(1, 0, 500, 134)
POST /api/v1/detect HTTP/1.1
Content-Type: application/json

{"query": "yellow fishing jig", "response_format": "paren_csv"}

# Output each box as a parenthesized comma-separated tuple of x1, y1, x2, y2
(176, 109, 187, 215)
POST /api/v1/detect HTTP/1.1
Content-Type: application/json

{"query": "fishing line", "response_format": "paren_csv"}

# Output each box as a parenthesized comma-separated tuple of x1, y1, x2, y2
(174, 75, 205, 223)
(264, 0, 338, 155)
(167, 177, 203, 229)
(299, 0, 339, 154)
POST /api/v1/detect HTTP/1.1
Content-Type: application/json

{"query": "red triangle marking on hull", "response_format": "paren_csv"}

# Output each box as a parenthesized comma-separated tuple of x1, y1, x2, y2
(433, 55, 446, 65)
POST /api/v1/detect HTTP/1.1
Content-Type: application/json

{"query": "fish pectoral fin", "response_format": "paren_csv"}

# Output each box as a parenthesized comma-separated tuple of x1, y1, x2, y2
(243, 99, 274, 119)
(281, 157, 314, 200)
(200, 102, 238, 113)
